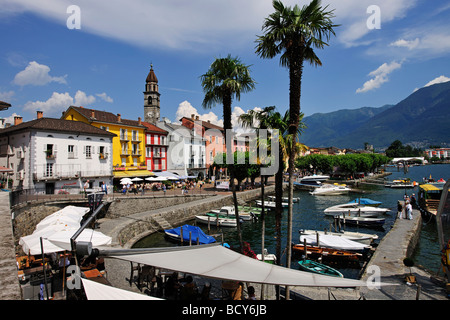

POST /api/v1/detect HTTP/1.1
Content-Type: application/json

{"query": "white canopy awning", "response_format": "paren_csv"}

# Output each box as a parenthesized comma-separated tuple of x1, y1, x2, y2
(103, 244, 367, 288)
(81, 278, 162, 300)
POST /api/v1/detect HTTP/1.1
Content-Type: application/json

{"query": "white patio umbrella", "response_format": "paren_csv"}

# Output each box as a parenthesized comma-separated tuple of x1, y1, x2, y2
(19, 224, 112, 255)
(120, 178, 133, 184)
(35, 206, 89, 231)
(131, 177, 143, 182)
(145, 176, 167, 181)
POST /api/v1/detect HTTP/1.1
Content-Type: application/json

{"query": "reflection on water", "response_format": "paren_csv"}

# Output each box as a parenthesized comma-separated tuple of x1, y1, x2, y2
(133, 164, 450, 279)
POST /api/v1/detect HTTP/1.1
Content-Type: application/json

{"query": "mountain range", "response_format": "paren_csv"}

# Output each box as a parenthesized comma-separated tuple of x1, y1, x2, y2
(301, 81, 450, 150)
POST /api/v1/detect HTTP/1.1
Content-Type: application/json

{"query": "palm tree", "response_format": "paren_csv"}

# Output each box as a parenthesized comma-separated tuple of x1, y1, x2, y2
(200, 55, 256, 252)
(255, 0, 338, 292)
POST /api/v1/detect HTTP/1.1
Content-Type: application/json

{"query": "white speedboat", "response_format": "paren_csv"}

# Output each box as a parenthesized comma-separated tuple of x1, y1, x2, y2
(324, 203, 390, 217)
(385, 179, 415, 188)
(256, 249, 277, 264)
(255, 200, 288, 208)
(267, 195, 300, 203)
(299, 175, 330, 182)
(310, 183, 351, 196)
(299, 229, 378, 245)
(195, 215, 240, 227)
(209, 206, 256, 221)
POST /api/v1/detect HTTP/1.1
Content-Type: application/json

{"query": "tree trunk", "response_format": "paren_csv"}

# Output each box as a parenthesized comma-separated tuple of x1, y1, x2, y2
(260, 174, 265, 300)
(274, 145, 284, 300)
(223, 93, 244, 252)
(286, 50, 304, 300)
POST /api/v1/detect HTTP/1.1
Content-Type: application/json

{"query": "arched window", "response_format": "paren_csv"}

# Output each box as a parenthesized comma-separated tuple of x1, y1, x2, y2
(148, 96, 152, 105)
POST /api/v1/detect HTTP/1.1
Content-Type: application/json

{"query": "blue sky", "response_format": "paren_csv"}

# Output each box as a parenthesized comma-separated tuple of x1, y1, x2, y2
(1, 0, 449, 129)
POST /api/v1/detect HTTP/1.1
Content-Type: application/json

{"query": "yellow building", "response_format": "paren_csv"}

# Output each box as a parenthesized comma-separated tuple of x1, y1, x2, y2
(62, 106, 152, 179)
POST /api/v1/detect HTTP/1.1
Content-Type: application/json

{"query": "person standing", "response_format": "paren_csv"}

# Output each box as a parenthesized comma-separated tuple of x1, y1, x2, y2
(101, 181, 108, 195)
(397, 201, 403, 219)
(83, 180, 90, 197)
(406, 201, 413, 220)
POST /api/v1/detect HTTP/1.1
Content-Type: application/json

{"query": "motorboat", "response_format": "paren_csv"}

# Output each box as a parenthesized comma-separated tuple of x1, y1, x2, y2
(324, 203, 390, 217)
(385, 179, 415, 188)
(347, 198, 382, 207)
(298, 233, 370, 252)
(299, 229, 378, 245)
(337, 215, 385, 228)
(195, 215, 241, 227)
(294, 175, 329, 189)
(209, 206, 256, 221)
(267, 195, 300, 202)
(164, 225, 216, 245)
(309, 183, 351, 196)
(298, 260, 343, 278)
(299, 174, 330, 182)
(256, 249, 277, 264)
(237, 206, 263, 214)
(255, 200, 288, 208)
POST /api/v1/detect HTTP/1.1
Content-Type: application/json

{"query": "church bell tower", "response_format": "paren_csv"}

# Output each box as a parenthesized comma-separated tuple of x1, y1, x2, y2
(144, 64, 160, 124)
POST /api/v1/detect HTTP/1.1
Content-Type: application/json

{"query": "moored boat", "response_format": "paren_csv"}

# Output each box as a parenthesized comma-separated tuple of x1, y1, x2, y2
(299, 229, 378, 245)
(309, 183, 351, 196)
(292, 244, 362, 262)
(195, 215, 240, 227)
(164, 225, 216, 245)
(256, 249, 277, 264)
(298, 234, 370, 252)
(385, 179, 415, 188)
(324, 203, 390, 217)
(337, 215, 385, 228)
(255, 200, 288, 208)
(267, 195, 300, 203)
(298, 259, 343, 277)
(347, 198, 382, 207)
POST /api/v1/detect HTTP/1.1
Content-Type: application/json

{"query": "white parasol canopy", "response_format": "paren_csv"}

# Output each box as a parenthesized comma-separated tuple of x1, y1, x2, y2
(145, 176, 167, 181)
(20, 224, 111, 255)
(131, 177, 143, 182)
(81, 278, 162, 300)
(35, 206, 89, 231)
(105, 244, 370, 288)
(19, 205, 111, 255)
(120, 178, 133, 184)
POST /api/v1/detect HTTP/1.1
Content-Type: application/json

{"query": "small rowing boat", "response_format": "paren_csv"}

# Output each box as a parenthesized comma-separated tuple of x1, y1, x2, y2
(292, 244, 362, 262)
(298, 259, 343, 277)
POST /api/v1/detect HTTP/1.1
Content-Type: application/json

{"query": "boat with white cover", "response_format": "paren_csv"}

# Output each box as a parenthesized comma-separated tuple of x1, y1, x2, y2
(298, 233, 370, 252)
(195, 215, 240, 227)
(256, 200, 288, 208)
(324, 203, 390, 217)
(299, 229, 378, 245)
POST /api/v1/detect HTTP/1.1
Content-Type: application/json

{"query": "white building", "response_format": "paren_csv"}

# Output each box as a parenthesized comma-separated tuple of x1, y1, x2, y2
(156, 119, 206, 178)
(0, 113, 115, 193)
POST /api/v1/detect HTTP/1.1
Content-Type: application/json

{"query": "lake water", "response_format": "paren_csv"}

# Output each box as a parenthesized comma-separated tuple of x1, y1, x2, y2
(133, 163, 450, 279)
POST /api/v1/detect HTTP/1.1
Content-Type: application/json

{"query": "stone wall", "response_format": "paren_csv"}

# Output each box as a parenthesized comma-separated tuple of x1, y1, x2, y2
(114, 186, 278, 248)
(105, 194, 212, 218)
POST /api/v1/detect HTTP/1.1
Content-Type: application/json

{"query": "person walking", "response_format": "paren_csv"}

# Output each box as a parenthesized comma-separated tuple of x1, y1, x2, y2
(101, 181, 108, 195)
(83, 180, 89, 197)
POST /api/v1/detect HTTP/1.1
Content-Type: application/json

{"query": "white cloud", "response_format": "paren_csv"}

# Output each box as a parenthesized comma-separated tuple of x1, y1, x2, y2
(0, 90, 15, 101)
(356, 61, 402, 93)
(96, 92, 113, 103)
(74, 90, 96, 106)
(3, 0, 418, 52)
(3, 113, 21, 126)
(13, 61, 67, 86)
(174, 100, 262, 134)
(23, 92, 73, 115)
(424, 75, 450, 87)
(389, 38, 420, 50)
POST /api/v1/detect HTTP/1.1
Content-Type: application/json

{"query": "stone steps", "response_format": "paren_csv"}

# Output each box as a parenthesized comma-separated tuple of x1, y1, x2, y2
(151, 214, 172, 230)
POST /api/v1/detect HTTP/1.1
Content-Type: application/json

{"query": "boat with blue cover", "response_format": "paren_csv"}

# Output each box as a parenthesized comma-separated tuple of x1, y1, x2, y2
(347, 198, 382, 207)
(164, 224, 216, 244)
(298, 259, 343, 277)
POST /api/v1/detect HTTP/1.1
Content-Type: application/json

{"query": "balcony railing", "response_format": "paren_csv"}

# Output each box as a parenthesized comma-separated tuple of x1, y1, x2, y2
(33, 164, 112, 180)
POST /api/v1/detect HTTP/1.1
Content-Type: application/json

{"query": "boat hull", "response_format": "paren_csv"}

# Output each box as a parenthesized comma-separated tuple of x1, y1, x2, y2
(292, 244, 362, 262)
(195, 215, 238, 227)
(298, 260, 343, 277)
(299, 229, 378, 245)
(338, 216, 385, 228)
